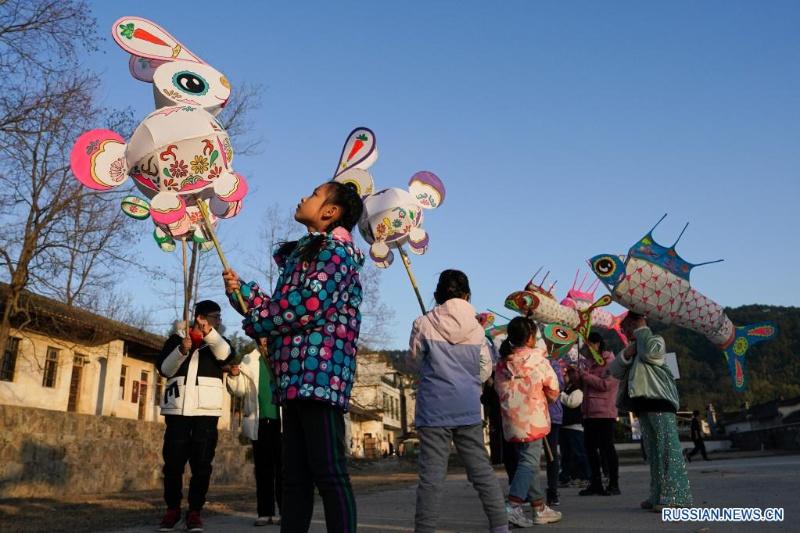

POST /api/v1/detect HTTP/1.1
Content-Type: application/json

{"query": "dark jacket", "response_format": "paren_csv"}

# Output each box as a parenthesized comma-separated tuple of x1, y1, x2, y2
(157, 329, 234, 417)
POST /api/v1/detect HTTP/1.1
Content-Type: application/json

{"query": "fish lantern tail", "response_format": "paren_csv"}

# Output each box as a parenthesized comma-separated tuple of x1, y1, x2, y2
(723, 322, 778, 392)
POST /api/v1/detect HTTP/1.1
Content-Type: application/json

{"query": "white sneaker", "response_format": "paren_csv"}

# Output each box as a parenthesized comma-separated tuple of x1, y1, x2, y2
(254, 516, 270, 526)
(533, 504, 562, 525)
(272, 515, 281, 525)
(506, 502, 534, 528)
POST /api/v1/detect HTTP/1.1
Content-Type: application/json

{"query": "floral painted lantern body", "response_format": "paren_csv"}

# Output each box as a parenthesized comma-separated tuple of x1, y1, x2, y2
(71, 106, 246, 251)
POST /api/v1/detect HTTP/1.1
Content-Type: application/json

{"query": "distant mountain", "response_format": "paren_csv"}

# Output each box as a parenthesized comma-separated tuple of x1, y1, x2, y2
(604, 305, 799, 411)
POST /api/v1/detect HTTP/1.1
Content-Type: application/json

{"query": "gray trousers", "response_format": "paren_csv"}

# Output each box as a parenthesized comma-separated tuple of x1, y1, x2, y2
(415, 424, 508, 532)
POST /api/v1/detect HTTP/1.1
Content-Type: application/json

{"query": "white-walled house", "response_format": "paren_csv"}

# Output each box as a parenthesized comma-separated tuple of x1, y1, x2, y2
(0, 284, 233, 428)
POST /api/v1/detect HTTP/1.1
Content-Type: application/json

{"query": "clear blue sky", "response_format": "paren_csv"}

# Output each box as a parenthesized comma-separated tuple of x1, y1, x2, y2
(89, 1, 800, 348)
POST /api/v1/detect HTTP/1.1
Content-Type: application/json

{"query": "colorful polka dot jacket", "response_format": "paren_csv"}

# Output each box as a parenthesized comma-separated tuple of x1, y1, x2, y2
(231, 227, 365, 411)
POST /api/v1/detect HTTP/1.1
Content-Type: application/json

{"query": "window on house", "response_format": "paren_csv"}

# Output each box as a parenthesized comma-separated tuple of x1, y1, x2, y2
(1, 337, 20, 382)
(42, 347, 59, 388)
(155, 377, 165, 406)
(119, 365, 127, 399)
(131, 381, 139, 403)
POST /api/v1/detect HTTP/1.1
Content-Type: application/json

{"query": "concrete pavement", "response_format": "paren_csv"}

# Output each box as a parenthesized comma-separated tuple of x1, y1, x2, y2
(109, 455, 796, 532)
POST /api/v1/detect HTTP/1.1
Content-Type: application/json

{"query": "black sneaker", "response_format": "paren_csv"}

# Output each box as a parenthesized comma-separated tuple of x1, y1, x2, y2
(606, 485, 621, 495)
(159, 508, 181, 531)
(547, 494, 561, 507)
(579, 485, 609, 496)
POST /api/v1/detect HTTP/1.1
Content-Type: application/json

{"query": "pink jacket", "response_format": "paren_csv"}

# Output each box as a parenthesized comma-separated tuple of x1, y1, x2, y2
(579, 350, 619, 419)
(494, 346, 560, 442)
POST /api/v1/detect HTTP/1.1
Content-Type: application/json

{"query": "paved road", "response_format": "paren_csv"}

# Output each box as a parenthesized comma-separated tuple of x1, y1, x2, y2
(110, 455, 796, 532)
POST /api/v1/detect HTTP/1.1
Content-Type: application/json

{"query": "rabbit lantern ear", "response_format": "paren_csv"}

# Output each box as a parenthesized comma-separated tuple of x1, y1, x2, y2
(113, 17, 231, 116)
(409, 171, 445, 209)
(70, 129, 129, 191)
(332, 127, 377, 197)
(113, 17, 203, 64)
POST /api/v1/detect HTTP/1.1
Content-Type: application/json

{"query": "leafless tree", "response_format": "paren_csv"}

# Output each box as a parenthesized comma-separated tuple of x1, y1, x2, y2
(0, 0, 95, 85)
(0, 72, 140, 357)
(217, 81, 265, 157)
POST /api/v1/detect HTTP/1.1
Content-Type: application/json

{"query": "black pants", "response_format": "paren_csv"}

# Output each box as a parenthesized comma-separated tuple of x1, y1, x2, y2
(583, 418, 619, 489)
(559, 427, 591, 482)
(546, 423, 560, 500)
(687, 438, 708, 460)
(281, 400, 356, 533)
(253, 417, 282, 517)
(162, 415, 219, 511)
(503, 438, 519, 483)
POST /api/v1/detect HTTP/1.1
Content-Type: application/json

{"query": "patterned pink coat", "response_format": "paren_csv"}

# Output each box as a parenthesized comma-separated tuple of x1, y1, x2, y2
(494, 346, 560, 442)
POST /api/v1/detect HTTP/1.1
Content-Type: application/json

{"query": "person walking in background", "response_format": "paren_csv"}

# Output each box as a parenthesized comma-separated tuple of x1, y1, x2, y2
(559, 366, 591, 487)
(577, 332, 620, 497)
(226, 342, 283, 526)
(684, 410, 710, 462)
(495, 317, 563, 527)
(408, 270, 508, 533)
(610, 312, 693, 511)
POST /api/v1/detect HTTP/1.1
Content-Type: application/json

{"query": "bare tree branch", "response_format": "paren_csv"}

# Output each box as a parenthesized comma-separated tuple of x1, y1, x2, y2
(217, 81, 265, 157)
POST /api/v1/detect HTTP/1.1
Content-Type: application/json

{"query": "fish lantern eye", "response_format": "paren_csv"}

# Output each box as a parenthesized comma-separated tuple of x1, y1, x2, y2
(173, 71, 209, 95)
(594, 256, 616, 278)
(554, 327, 569, 340)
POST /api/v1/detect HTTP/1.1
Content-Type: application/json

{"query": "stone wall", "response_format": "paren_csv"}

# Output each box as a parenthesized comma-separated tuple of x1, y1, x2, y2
(0, 405, 253, 498)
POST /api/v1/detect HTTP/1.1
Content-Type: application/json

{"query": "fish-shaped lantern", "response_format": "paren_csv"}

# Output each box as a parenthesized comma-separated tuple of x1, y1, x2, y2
(588, 214, 778, 392)
(504, 271, 614, 365)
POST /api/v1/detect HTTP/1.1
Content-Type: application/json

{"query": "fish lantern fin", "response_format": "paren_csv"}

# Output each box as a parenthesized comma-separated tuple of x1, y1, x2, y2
(542, 323, 578, 359)
(71, 129, 129, 191)
(723, 321, 778, 392)
(408, 171, 445, 209)
(332, 127, 377, 198)
(628, 215, 725, 283)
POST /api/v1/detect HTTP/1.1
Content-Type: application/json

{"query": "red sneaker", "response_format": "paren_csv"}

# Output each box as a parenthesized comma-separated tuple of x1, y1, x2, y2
(158, 508, 181, 531)
(186, 510, 204, 532)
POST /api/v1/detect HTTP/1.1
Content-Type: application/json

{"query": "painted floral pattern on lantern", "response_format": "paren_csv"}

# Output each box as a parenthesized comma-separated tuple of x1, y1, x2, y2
(232, 228, 365, 411)
(190, 155, 209, 175)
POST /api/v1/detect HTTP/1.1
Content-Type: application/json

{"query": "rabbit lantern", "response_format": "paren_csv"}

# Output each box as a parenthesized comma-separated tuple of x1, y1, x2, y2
(69, 17, 247, 252)
(330, 128, 445, 268)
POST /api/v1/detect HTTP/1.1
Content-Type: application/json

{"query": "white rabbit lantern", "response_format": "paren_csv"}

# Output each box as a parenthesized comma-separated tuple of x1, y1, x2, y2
(69, 17, 247, 252)
(358, 172, 445, 268)
(112, 17, 231, 116)
(331, 128, 444, 314)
